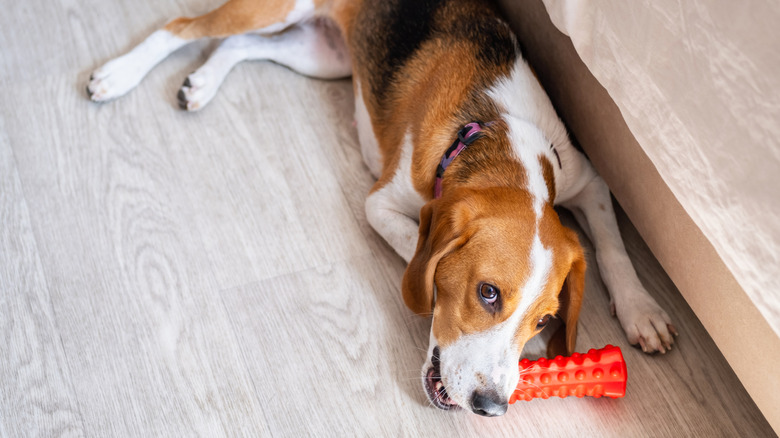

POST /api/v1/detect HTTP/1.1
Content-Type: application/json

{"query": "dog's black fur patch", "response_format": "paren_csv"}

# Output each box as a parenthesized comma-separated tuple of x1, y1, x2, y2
(354, 0, 442, 103)
(354, 0, 519, 108)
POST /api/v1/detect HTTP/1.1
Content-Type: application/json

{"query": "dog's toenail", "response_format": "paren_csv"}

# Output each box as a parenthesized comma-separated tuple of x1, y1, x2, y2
(177, 89, 188, 109)
(183, 77, 192, 88)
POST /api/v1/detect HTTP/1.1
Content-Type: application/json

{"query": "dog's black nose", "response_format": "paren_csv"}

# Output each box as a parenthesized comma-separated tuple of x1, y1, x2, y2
(471, 391, 508, 417)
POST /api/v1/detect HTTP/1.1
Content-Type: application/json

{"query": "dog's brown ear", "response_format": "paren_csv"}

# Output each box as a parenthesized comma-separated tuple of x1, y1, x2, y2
(547, 245, 586, 357)
(401, 195, 470, 316)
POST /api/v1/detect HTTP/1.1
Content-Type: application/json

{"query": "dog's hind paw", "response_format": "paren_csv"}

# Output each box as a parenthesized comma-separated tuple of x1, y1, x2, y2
(86, 60, 145, 102)
(177, 70, 219, 111)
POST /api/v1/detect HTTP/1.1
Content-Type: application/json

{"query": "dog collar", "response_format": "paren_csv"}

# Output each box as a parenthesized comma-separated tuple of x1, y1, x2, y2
(434, 122, 485, 199)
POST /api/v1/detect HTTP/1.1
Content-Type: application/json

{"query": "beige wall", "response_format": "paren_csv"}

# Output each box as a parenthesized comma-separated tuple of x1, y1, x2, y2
(497, 0, 780, 432)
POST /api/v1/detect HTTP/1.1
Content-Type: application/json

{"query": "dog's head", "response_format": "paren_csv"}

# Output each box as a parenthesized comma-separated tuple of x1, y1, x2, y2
(402, 187, 585, 416)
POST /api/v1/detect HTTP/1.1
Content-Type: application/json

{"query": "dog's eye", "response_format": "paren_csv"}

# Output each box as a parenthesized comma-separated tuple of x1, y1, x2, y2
(536, 314, 552, 329)
(478, 283, 499, 304)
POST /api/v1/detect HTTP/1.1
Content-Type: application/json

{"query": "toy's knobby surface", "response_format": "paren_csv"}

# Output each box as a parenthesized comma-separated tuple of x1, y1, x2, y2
(510, 345, 627, 403)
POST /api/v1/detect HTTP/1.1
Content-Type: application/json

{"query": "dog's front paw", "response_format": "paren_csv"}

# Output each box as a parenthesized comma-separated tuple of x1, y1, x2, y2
(614, 290, 677, 354)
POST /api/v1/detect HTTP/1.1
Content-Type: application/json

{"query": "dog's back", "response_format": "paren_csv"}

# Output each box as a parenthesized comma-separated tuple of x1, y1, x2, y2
(345, 0, 519, 119)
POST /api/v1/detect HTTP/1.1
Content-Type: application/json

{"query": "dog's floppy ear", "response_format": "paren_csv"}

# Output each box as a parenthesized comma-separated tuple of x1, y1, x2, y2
(401, 194, 471, 316)
(547, 244, 586, 357)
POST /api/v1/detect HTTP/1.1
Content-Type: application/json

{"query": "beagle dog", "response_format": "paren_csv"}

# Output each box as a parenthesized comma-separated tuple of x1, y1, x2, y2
(87, 0, 678, 417)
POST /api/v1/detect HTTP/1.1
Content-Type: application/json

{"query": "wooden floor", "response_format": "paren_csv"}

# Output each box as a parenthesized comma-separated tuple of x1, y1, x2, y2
(0, 0, 775, 436)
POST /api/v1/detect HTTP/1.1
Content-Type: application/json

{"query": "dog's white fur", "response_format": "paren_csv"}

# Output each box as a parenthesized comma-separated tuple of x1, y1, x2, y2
(364, 130, 426, 263)
(180, 19, 351, 110)
(88, 30, 187, 101)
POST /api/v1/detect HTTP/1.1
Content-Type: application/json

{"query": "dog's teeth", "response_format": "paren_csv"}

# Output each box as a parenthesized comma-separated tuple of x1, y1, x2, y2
(435, 382, 443, 391)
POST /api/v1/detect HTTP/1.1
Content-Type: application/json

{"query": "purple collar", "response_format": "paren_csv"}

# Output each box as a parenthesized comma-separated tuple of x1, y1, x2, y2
(433, 122, 485, 199)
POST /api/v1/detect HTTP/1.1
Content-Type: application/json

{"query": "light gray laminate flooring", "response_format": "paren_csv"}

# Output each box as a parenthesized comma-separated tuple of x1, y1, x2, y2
(0, 0, 775, 436)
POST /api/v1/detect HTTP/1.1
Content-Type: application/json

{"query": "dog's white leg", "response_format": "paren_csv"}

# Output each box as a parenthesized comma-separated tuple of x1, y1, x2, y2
(364, 132, 426, 262)
(88, 30, 189, 102)
(179, 19, 352, 111)
(365, 191, 420, 263)
(560, 159, 677, 354)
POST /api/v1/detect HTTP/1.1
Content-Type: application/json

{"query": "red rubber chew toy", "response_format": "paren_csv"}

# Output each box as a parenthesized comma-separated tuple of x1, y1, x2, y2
(510, 345, 627, 403)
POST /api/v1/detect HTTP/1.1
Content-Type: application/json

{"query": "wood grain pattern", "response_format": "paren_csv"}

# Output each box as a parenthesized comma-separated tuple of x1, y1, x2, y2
(0, 0, 774, 436)
(0, 121, 84, 438)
